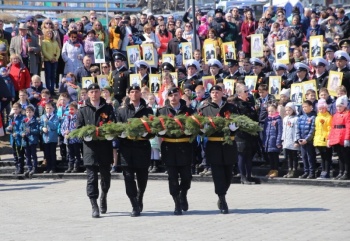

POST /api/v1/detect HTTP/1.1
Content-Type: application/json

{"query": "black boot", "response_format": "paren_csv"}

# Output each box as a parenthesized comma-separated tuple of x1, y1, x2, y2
(334, 172, 343, 180)
(339, 172, 348, 180)
(179, 190, 188, 211)
(241, 175, 254, 185)
(173, 195, 182, 215)
(90, 199, 100, 218)
(137, 191, 144, 212)
(72, 163, 79, 173)
(65, 163, 73, 173)
(130, 197, 141, 217)
(218, 195, 229, 214)
(100, 192, 107, 214)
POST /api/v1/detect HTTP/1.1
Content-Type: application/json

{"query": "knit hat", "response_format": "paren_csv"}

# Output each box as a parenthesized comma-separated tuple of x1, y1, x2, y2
(280, 88, 290, 98)
(102, 86, 113, 95)
(0, 67, 7, 73)
(317, 99, 327, 109)
(200, 16, 207, 22)
(336, 95, 348, 107)
(285, 102, 296, 113)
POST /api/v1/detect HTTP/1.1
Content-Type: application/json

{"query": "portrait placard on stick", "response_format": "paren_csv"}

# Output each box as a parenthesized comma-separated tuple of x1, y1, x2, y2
(126, 45, 141, 67)
(275, 40, 289, 64)
(309, 35, 324, 60)
(328, 71, 343, 96)
(142, 43, 155, 66)
(269, 76, 281, 99)
(93, 42, 105, 64)
(251, 34, 264, 58)
(82, 77, 95, 88)
(222, 42, 236, 65)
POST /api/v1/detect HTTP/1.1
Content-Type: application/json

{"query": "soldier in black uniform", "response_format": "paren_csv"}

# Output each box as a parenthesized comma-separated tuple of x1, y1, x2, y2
(134, 60, 150, 87)
(77, 83, 116, 218)
(110, 53, 130, 104)
(325, 44, 337, 71)
(271, 63, 288, 89)
(208, 59, 224, 83)
(199, 85, 239, 214)
(240, 58, 253, 76)
(311, 57, 329, 89)
(292, 62, 310, 83)
(333, 50, 350, 95)
(182, 59, 203, 91)
(250, 57, 268, 88)
(116, 85, 153, 217)
(223, 59, 241, 79)
(286, 58, 297, 88)
(161, 62, 175, 75)
(156, 87, 195, 215)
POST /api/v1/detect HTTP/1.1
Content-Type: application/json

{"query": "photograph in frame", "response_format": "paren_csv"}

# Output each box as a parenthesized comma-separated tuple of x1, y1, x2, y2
(204, 43, 216, 63)
(302, 79, 318, 99)
(162, 54, 175, 67)
(126, 45, 141, 67)
(309, 35, 323, 60)
(129, 74, 141, 87)
(222, 42, 236, 65)
(93, 42, 105, 64)
(97, 75, 109, 88)
(82, 77, 95, 89)
(269, 76, 281, 99)
(244, 76, 258, 95)
(142, 43, 155, 66)
(182, 42, 193, 63)
(149, 74, 161, 93)
(223, 79, 235, 96)
(169, 72, 178, 87)
(290, 83, 304, 106)
(251, 34, 264, 58)
(275, 40, 289, 64)
(328, 71, 343, 96)
(202, 76, 216, 92)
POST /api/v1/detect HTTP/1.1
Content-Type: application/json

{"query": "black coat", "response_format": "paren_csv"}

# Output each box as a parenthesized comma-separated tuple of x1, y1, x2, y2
(156, 99, 195, 166)
(199, 98, 238, 165)
(77, 97, 116, 166)
(315, 71, 329, 90)
(182, 75, 202, 91)
(116, 98, 153, 168)
(111, 66, 130, 103)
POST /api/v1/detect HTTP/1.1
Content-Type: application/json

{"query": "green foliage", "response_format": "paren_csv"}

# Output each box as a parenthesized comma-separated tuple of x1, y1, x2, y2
(99, 122, 126, 139)
(185, 114, 205, 142)
(230, 114, 262, 136)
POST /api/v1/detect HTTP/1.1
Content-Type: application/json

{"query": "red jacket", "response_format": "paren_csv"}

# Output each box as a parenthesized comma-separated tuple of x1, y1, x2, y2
(8, 62, 31, 91)
(328, 110, 350, 146)
(241, 20, 257, 54)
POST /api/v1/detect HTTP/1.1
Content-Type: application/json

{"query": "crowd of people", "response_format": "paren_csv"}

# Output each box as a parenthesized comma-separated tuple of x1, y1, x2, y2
(1, 5, 350, 217)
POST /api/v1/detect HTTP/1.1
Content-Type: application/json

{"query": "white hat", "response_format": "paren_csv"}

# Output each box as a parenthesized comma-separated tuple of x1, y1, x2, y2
(285, 102, 296, 112)
(280, 88, 291, 98)
(185, 59, 200, 70)
(249, 57, 264, 67)
(334, 50, 350, 62)
(134, 60, 150, 69)
(273, 63, 288, 71)
(207, 59, 223, 69)
(311, 57, 329, 67)
(336, 95, 349, 107)
(294, 62, 310, 72)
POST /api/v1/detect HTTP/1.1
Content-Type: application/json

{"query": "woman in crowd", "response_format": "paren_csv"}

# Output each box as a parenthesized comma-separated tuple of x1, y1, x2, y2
(83, 29, 98, 64)
(92, 20, 109, 48)
(156, 21, 173, 57)
(42, 29, 60, 95)
(202, 28, 222, 60)
(61, 30, 84, 75)
(142, 24, 160, 71)
(182, 22, 200, 51)
(63, 22, 83, 44)
(59, 72, 80, 101)
(8, 54, 31, 99)
(241, 9, 257, 55)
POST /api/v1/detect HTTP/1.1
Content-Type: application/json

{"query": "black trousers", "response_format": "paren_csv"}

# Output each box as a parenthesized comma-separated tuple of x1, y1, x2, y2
(122, 166, 149, 199)
(268, 152, 280, 170)
(58, 134, 67, 160)
(167, 165, 192, 197)
(43, 142, 57, 171)
(86, 164, 111, 199)
(237, 150, 254, 179)
(334, 145, 349, 174)
(285, 149, 298, 170)
(12, 143, 25, 172)
(68, 143, 81, 165)
(211, 164, 233, 196)
(316, 146, 332, 174)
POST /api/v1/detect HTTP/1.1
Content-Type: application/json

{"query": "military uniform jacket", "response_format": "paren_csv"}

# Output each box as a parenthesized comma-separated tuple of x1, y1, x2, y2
(223, 70, 242, 79)
(183, 75, 203, 91)
(199, 97, 238, 165)
(335, 66, 350, 95)
(315, 71, 329, 90)
(156, 99, 195, 166)
(116, 98, 153, 168)
(77, 97, 115, 166)
(213, 73, 224, 84)
(111, 66, 130, 101)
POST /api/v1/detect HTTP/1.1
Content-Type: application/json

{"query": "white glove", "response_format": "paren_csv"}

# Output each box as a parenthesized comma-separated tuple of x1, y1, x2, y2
(142, 132, 148, 137)
(158, 129, 167, 135)
(200, 124, 209, 133)
(83, 136, 92, 142)
(184, 129, 192, 135)
(229, 123, 239, 131)
(344, 140, 350, 147)
(118, 132, 127, 138)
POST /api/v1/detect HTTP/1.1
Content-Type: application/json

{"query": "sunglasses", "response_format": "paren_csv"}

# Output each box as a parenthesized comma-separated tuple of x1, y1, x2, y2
(91, 71, 99, 74)
(45, 22, 53, 25)
(244, 90, 249, 93)
(102, 66, 109, 68)
(335, 38, 340, 40)
(185, 25, 191, 27)
(259, 21, 266, 23)
(91, 17, 96, 19)
(263, 51, 270, 53)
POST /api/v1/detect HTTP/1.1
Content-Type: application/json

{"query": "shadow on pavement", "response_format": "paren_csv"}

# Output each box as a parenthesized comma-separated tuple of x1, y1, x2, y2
(0, 186, 44, 192)
(233, 207, 329, 214)
(0, 180, 65, 187)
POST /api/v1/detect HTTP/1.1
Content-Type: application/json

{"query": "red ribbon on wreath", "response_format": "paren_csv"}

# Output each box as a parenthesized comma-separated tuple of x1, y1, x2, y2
(174, 117, 184, 131)
(191, 116, 202, 128)
(140, 118, 151, 133)
(208, 117, 216, 129)
(159, 117, 166, 130)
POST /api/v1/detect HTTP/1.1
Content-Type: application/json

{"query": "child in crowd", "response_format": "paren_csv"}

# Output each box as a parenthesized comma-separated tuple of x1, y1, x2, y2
(147, 93, 160, 173)
(297, 100, 317, 179)
(264, 103, 283, 178)
(21, 105, 39, 176)
(330, 86, 350, 115)
(36, 89, 54, 117)
(328, 96, 350, 180)
(318, 87, 334, 113)
(193, 49, 202, 63)
(314, 99, 332, 179)
(57, 93, 70, 162)
(61, 102, 81, 173)
(27, 75, 44, 107)
(78, 88, 88, 108)
(305, 89, 318, 112)
(0, 67, 15, 123)
(281, 102, 299, 178)
(40, 102, 59, 173)
(16, 89, 32, 115)
(59, 72, 80, 102)
(6, 103, 25, 174)
(191, 85, 208, 112)
(277, 88, 290, 120)
(90, 65, 101, 83)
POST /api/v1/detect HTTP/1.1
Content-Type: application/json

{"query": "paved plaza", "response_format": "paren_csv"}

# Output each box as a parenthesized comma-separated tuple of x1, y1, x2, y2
(1, 179, 349, 241)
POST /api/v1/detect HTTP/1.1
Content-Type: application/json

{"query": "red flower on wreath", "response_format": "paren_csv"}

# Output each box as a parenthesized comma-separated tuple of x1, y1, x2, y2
(185, 112, 190, 116)
(149, 116, 154, 121)
(168, 113, 173, 118)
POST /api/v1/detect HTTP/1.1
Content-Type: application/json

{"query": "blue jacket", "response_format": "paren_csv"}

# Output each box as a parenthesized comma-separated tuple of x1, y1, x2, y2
(297, 111, 316, 143)
(27, 83, 44, 106)
(40, 113, 59, 143)
(263, 114, 283, 153)
(6, 114, 25, 146)
(60, 114, 81, 144)
(20, 116, 40, 146)
(56, 105, 69, 135)
(306, 25, 324, 40)
(257, 94, 276, 124)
